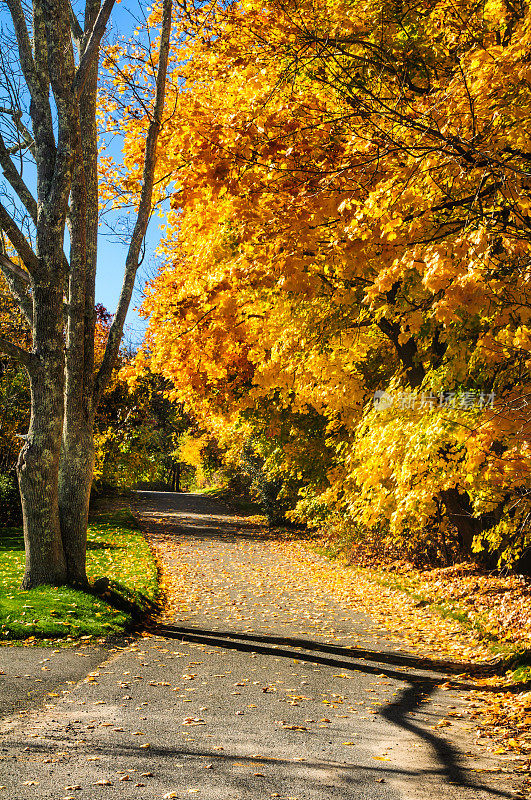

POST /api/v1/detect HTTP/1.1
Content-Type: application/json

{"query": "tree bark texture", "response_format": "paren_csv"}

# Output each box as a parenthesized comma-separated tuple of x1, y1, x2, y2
(18, 285, 67, 588)
(59, 430, 94, 586)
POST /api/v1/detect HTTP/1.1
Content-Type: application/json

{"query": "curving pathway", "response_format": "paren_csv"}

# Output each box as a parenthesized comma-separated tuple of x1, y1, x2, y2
(0, 491, 520, 800)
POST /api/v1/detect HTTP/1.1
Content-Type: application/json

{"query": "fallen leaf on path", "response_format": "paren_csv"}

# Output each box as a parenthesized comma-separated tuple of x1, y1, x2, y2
(282, 724, 308, 731)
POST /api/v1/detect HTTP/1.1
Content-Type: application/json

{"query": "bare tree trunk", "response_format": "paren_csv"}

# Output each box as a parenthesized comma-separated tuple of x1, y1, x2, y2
(18, 284, 66, 588)
(4, 0, 80, 587)
(58, 10, 99, 587)
(59, 0, 172, 587)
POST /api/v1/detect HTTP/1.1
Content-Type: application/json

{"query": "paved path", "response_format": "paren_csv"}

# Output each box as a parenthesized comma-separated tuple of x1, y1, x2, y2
(0, 645, 110, 719)
(0, 492, 520, 800)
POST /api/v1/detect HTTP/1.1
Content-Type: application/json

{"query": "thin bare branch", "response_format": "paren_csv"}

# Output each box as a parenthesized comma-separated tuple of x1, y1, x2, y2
(95, 0, 173, 401)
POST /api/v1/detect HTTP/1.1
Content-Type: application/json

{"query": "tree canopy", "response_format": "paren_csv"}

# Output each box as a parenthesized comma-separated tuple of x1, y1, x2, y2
(116, 0, 531, 567)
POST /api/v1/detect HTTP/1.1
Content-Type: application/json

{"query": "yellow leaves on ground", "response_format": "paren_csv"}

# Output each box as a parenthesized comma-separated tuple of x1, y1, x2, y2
(144, 500, 530, 773)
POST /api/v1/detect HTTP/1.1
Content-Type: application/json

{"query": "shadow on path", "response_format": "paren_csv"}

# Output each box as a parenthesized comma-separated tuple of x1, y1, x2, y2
(135, 493, 519, 798)
(155, 625, 501, 677)
(15, 739, 507, 797)
(136, 491, 284, 542)
(152, 623, 516, 799)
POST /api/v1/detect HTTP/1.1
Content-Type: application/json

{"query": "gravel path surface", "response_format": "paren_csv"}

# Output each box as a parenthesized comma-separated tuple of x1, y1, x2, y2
(0, 491, 520, 800)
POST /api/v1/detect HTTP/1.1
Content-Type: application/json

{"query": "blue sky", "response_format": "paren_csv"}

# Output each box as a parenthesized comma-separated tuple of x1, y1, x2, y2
(95, 0, 169, 349)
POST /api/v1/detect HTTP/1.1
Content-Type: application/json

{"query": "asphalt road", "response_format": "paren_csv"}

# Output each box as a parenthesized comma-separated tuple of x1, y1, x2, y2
(0, 491, 521, 800)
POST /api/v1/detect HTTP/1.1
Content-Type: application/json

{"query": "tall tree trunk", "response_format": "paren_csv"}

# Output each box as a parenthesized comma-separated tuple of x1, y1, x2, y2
(3, 0, 117, 589)
(58, 9, 99, 587)
(3, 0, 172, 589)
(59, 0, 172, 587)
(18, 285, 66, 588)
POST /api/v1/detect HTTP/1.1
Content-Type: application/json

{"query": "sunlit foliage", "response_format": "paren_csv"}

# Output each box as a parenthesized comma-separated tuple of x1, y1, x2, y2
(113, 0, 531, 567)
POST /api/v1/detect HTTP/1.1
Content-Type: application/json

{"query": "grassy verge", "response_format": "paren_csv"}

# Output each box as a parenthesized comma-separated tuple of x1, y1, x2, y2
(314, 536, 531, 670)
(0, 509, 158, 642)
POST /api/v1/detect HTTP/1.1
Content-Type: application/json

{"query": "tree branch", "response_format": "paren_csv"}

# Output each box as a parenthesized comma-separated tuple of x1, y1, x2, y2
(0, 133, 38, 224)
(95, 0, 173, 402)
(0, 234, 32, 323)
(69, 0, 84, 41)
(0, 203, 39, 276)
(377, 317, 425, 389)
(5, 0, 39, 101)
(72, 0, 117, 97)
(0, 252, 31, 285)
(0, 274, 33, 326)
(20, 0, 57, 199)
(0, 108, 36, 159)
(0, 338, 35, 372)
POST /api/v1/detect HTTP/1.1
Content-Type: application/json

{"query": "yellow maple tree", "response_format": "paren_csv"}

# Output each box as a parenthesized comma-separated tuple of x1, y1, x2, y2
(112, 0, 530, 566)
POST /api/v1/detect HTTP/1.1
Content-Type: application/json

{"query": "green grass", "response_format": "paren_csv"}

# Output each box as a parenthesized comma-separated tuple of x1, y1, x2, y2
(0, 509, 158, 641)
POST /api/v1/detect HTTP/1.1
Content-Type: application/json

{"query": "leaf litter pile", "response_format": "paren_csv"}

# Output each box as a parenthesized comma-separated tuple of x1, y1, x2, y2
(145, 507, 531, 791)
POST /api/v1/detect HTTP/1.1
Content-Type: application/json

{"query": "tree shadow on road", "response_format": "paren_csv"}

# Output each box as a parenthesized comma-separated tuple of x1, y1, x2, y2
(150, 622, 521, 799)
(15, 738, 513, 799)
